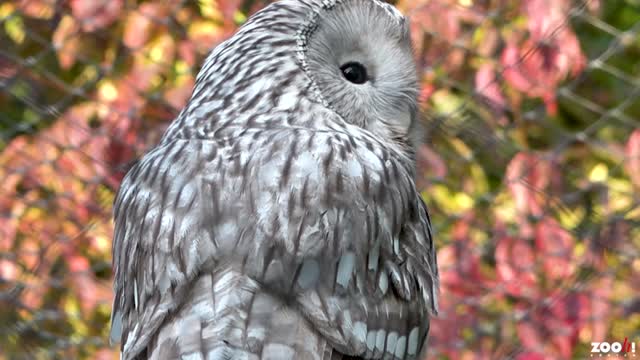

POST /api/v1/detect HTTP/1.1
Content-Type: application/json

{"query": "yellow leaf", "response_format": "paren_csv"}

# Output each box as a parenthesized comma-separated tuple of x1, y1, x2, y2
(4, 14, 25, 44)
(430, 184, 474, 213)
(611, 314, 640, 341)
(609, 178, 633, 212)
(198, 0, 221, 19)
(73, 66, 99, 87)
(470, 163, 488, 194)
(64, 295, 81, 317)
(23, 206, 46, 221)
(588, 162, 608, 182)
(233, 10, 247, 25)
(449, 138, 473, 160)
(579, 327, 592, 343)
(0, 3, 15, 19)
(558, 206, 584, 229)
(461, 327, 474, 341)
(93, 234, 111, 254)
(189, 19, 222, 40)
(625, 205, 640, 220)
(493, 192, 516, 223)
(431, 89, 464, 116)
(64, 297, 89, 340)
(573, 242, 586, 257)
(97, 184, 115, 209)
(454, 192, 474, 211)
(98, 80, 118, 102)
(175, 60, 190, 76)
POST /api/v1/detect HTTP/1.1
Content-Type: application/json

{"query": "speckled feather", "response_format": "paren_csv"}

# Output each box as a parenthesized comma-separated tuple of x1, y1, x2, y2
(111, 0, 439, 359)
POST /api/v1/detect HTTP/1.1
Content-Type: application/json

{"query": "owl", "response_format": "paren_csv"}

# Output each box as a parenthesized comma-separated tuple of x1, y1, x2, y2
(110, 0, 439, 359)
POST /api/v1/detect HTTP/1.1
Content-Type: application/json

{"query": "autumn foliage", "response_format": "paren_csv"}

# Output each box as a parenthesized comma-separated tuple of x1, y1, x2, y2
(1, 0, 639, 359)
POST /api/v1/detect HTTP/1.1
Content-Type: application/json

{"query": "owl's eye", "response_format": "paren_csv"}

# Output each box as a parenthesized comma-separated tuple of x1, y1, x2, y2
(340, 62, 368, 84)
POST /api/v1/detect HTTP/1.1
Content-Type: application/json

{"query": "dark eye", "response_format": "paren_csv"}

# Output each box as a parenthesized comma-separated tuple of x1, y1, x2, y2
(340, 62, 368, 84)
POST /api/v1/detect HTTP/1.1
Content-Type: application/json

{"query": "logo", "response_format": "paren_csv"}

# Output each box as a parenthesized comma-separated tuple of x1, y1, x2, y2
(591, 338, 636, 357)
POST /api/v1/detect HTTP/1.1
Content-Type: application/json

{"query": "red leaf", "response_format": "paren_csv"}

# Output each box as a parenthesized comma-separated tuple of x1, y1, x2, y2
(66, 253, 106, 313)
(70, 0, 123, 32)
(495, 236, 538, 298)
(123, 11, 152, 49)
(516, 320, 545, 353)
(219, 0, 243, 22)
(178, 40, 198, 67)
(164, 77, 196, 110)
(534, 217, 576, 281)
(475, 63, 507, 111)
(588, 276, 613, 341)
(516, 302, 576, 358)
(123, 3, 170, 49)
(52, 15, 81, 69)
(524, 0, 568, 41)
(416, 144, 447, 189)
(406, 0, 483, 71)
(501, 0, 586, 114)
(419, 83, 435, 103)
(505, 152, 550, 218)
(17, 0, 55, 19)
(516, 352, 549, 360)
(429, 292, 480, 359)
(439, 217, 492, 296)
(549, 291, 590, 329)
(67, 254, 90, 272)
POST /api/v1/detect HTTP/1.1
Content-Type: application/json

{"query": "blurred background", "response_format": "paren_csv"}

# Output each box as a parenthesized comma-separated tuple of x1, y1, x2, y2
(0, 0, 639, 359)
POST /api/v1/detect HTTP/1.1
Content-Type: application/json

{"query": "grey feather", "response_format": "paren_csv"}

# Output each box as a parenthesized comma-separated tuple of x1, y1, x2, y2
(110, 0, 439, 359)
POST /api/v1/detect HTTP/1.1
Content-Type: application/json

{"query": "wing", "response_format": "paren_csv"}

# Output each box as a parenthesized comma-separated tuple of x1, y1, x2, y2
(110, 126, 438, 359)
(110, 139, 214, 358)
(288, 128, 439, 359)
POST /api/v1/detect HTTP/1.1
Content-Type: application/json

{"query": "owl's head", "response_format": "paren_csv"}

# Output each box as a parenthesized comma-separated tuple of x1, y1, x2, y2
(169, 0, 420, 148)
(302, 0, 420, 145)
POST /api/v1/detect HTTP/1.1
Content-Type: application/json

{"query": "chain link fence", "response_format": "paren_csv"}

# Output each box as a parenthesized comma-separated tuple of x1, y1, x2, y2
(0, 0, 638, 359)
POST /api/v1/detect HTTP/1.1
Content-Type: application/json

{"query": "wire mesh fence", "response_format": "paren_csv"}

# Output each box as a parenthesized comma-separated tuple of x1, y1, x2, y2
(0, 0, 638, 359)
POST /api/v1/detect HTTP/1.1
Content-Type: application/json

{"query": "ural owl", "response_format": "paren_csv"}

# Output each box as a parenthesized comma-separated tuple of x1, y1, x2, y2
(110, 0, 439, 359)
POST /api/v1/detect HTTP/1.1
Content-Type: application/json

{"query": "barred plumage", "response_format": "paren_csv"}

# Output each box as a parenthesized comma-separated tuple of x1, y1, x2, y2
(110, 0, 439, 358)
